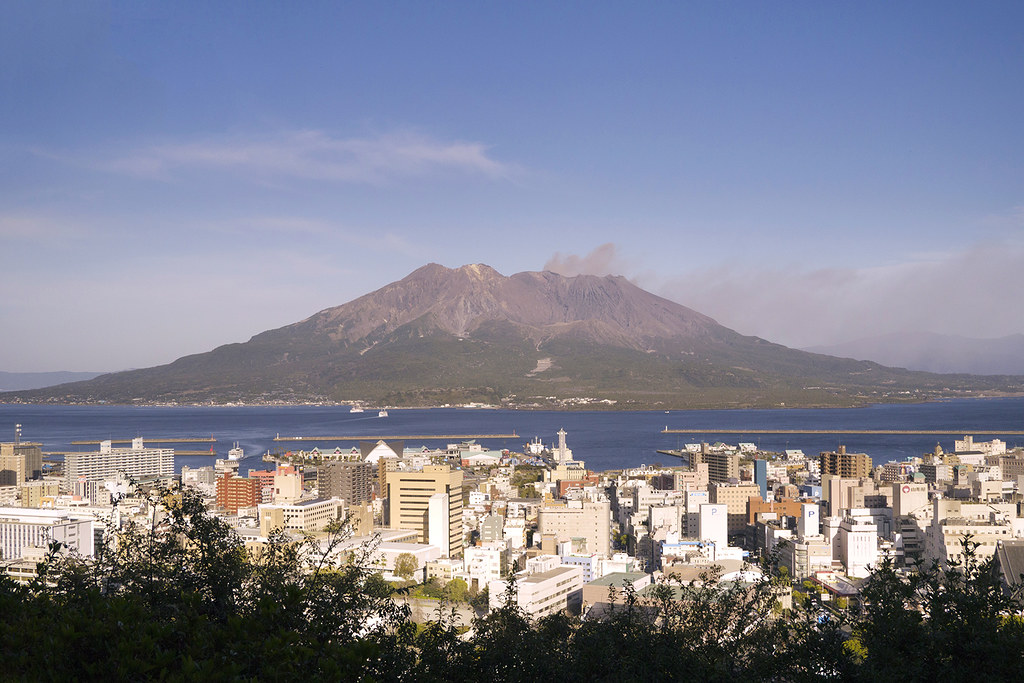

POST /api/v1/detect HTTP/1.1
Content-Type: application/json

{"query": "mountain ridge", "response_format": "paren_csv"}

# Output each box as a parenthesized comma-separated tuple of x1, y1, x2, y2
(4, 264, 1023, 408)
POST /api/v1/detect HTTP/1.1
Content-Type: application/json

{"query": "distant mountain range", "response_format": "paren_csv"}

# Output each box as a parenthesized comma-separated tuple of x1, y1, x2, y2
(805, 332, 1024, 375)
(0, 371, 106, 392)
(4, 264, 1022, 408)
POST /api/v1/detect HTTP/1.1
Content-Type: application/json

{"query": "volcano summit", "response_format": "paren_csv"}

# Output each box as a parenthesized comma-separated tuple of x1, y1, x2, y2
(7, 264, 1021, 408)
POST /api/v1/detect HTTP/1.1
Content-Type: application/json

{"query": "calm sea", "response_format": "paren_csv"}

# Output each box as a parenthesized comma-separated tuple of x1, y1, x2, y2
(2, 398, 1022, 474)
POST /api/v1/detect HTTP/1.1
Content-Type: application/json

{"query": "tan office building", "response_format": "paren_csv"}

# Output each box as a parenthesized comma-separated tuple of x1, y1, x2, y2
(538, 500, 612, 557)
(709, 483, 761, 533)
(0, 442, 43, 487)
(387, 465, 464, 557)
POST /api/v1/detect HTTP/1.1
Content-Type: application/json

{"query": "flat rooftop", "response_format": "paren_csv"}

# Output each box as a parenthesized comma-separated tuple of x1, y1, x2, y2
(587, 571, 649, 587)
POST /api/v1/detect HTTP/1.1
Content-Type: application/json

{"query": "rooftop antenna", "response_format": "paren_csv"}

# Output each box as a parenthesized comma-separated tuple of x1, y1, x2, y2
(15, 424, 21, 445)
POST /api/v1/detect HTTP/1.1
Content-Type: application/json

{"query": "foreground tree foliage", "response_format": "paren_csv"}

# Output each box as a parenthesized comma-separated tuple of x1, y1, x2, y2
(855, 542, 1024, 682)
(0, 489, 414, 682)
(2, 491, 1024, 681)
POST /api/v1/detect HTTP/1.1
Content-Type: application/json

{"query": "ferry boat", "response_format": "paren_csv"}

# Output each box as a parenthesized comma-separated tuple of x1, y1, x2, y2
(349, 407, 364, 413)
(378, 409, 389, 418)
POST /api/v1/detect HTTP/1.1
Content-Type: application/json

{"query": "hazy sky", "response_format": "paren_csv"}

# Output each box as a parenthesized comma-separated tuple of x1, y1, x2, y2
(3, 2, 1023, 371)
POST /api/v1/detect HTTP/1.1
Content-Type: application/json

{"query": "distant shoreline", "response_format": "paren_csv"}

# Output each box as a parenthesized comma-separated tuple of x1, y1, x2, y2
(3, 391, 1023, 412)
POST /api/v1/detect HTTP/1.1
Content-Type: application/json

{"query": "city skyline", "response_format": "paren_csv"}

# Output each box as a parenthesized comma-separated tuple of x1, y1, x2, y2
(3, 3, 1023, 371)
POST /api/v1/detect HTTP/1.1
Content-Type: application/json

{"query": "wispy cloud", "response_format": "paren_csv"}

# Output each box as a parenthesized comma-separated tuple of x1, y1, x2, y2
(656, 241, 1024, 348)
(79, 130, 515, 184)
(544, 243, 630, 277)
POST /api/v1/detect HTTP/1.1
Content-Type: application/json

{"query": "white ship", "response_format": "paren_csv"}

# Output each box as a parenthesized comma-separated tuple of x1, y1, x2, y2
(378, 409, 389, 418)
(349, 406, 364, 413)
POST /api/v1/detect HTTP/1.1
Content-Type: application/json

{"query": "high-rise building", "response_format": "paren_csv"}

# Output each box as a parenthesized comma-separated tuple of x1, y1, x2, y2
(823, 477, 891, 516)
(797, 503, 820, 538)
(19, 481, 59, 508)
(272, 465, 302, 503)
(709, 483, 761, 533)
(64, 438, 173, 488)
(0, 441, 43, 487)
(319, 461, 372, 506)
(674, 463, 708, 491)
(683, 489, 709, 537)
(819, 445, 872, 479)
(892, 482, 928, 518)
(537, 500, 611, 557)
(553, 428, 574, 464)
(387, 465, 464, 557)
(216, 472, 262, 514)
(836, 509, 878, 578)
(698, 503, 729, 551)
(753, 459, 768, 499)
(479, 512, 504, 543)
(180, 465, 217, 490)
(705, 452, 740, 483)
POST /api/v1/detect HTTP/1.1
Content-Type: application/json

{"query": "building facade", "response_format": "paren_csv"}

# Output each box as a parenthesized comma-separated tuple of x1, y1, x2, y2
(319, 461, 373, 506)
(0, 442, 43, 486)
(216, 472, 262, 514)
(538, 500, 611, 557)
(819, 446, 872, 479)
(258, 498, 344, 536)
(387, 465, 464, 557)
(0, 507, 94, 561)
(709, 483, 761, 534)
(64, 438, 173, 488)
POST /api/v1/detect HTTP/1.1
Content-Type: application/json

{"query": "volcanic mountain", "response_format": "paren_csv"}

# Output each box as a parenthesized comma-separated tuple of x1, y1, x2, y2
(8, 264, 1022, 408)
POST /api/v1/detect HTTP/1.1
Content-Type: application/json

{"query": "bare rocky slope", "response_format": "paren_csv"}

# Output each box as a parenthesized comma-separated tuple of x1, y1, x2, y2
(6, 264, 1022, 408)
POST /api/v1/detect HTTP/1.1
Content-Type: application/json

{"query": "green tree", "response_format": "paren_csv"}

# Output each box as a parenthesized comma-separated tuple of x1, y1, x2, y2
(395, 552, 419, 581)
(855, 537, 1024, 681)
(0, 485, 416, 681)
(446, 577, 469, 603)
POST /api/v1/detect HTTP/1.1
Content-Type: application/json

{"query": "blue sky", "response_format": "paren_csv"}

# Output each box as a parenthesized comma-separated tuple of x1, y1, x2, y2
(2, 2, 1023, 371)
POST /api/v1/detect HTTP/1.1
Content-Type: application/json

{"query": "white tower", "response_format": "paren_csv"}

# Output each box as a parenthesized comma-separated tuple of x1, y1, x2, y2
(555, 428, 573, 464)
(798, 503, 820, 538)
(428, 492, 451, 555)
(699, 503, 728, 553)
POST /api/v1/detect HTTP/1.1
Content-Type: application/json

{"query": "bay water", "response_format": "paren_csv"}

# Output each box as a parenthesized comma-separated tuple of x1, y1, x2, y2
(1, 397, 1022, 475)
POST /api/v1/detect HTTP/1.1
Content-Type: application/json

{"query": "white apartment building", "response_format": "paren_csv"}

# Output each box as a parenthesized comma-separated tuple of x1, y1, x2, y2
(463, 542, 509, 583)
(180, 465, 217, 494)
(64, 438, 173, 488)
(0, 507, 95, 561)
(489, 557, 584, 618)
(683, 490, 709, 538)
(558, 551, 603, 583)
(955, 435, 1006, 456)
(923, 499, 1022, 567)
(503, 515, 527, 550)
(779, 536, 834, 580)
(835, 509, 878, 578)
